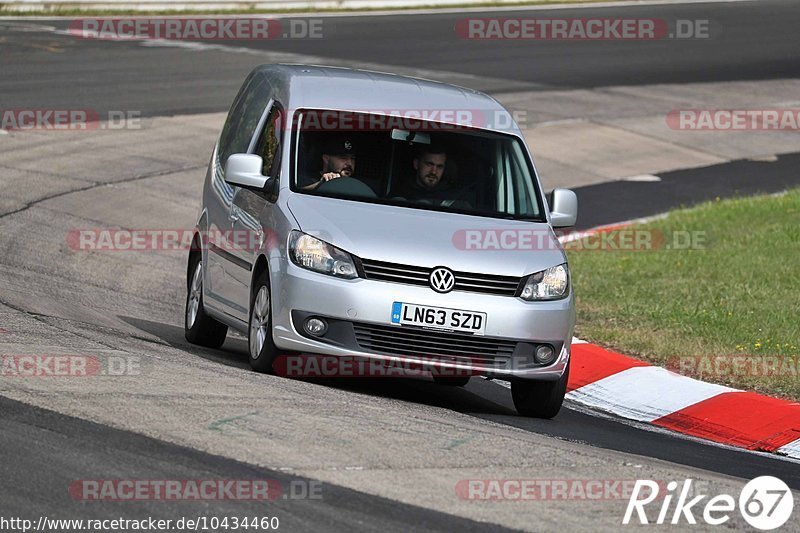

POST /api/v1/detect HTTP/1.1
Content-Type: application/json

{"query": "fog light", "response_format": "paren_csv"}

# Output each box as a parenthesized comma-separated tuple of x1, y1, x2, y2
(304, 317, 328, 336)
(534, 344, 556, 365)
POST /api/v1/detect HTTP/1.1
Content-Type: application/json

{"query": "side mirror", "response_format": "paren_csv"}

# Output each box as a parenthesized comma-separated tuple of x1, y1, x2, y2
(263, 176, 279, 203)
(549, 188, 578, 228)
(224, 154, 269, 190)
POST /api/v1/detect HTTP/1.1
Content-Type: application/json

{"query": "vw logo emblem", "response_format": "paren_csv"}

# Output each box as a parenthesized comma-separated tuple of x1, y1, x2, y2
(429, 267, 455, 293)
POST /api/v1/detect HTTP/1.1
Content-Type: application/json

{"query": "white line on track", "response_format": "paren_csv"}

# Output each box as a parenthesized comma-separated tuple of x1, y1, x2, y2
(621, 174, 662, 182)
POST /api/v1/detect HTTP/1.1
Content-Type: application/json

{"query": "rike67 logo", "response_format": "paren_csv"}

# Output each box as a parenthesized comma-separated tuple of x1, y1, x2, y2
(624, 476, 794, 530)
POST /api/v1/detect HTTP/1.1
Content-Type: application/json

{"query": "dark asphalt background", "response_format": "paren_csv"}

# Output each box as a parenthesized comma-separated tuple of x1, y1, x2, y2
(1, 0, 799, 116)
(574, 152, 800, 231)
(0, 396, 514, 532)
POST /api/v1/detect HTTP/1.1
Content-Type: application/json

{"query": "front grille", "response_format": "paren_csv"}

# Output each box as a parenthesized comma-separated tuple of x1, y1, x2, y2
(360, 258, 522, 297)
(352, 322, 517, 365)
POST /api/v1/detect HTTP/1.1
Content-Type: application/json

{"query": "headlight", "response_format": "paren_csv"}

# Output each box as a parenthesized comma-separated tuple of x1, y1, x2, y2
(520, 263, 569, 301)
(288, 231, 358, 279)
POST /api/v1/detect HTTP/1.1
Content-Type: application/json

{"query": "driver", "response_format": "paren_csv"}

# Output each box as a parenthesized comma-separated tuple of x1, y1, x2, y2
(300, 138, 357, 191)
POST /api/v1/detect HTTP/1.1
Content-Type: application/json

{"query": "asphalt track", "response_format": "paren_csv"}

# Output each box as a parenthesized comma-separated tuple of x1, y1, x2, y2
(1, 153, 798, 529)
(0, 0, 799, 116)
(2, 0, 800, 530)
(0, 396, 509, 532)
(574, 152, 800, 230)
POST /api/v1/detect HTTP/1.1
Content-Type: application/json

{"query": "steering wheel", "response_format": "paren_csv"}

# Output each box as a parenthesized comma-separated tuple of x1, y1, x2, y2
(315, 176, 378, 198)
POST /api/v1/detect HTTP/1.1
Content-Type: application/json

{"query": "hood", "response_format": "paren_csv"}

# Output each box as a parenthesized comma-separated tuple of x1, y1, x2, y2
(286, 194, 566, 278)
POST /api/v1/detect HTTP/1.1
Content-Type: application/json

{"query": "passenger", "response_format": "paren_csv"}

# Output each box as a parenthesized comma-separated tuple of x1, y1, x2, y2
(300, 138, 357, 191)
(414, 146, 448, 190)
(402, 145, 452, 203)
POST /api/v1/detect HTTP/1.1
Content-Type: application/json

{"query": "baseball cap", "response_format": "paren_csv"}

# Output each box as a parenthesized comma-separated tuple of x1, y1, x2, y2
(321, 138, 356, 156)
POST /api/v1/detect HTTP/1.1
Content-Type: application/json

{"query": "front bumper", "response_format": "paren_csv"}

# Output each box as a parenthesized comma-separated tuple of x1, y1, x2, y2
(270, 261, 575, 381)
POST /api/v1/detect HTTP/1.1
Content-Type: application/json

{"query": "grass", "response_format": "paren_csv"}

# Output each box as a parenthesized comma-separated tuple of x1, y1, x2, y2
(0, 0, 612, 16)
(567, 189, 800, 400)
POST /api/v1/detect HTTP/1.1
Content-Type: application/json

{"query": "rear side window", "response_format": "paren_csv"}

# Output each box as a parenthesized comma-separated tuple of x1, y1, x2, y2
(218, 72, 270, 165)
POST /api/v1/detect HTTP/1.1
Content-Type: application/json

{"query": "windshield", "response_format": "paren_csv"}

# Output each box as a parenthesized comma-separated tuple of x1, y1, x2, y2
(290, 109, 545, 221)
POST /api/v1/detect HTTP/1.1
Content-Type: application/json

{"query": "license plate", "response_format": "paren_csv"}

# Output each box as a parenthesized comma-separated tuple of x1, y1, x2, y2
(390, 302, 486, 335)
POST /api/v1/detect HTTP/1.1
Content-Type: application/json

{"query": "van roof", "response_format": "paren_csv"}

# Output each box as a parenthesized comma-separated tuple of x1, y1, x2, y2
(256, 64, 520, 135)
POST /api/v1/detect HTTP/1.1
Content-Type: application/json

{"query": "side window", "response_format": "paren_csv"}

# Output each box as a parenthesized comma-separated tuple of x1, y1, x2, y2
(508, 142, 537, 217)
(253, 104, 284, 176)
(495, 141, 513, 214)
(218, 72, 270, 165)
(496, 140, 540, 217)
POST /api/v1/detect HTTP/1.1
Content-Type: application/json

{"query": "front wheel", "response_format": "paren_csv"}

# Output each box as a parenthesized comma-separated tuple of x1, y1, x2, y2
(248, 271, 278, 373)
(511, 359, 570, 419)
(185, 253, 228, 348)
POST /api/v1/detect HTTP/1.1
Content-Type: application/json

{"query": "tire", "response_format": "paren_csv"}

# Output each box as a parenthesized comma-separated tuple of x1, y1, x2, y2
(511, 359, 570, 419)
(248, 270, 278, 374)
(433, 375, 470, 387)
(185, 252, 228, 348)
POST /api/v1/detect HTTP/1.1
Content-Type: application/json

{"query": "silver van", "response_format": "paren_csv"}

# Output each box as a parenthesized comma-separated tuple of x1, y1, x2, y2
(185, 64, 578, 418)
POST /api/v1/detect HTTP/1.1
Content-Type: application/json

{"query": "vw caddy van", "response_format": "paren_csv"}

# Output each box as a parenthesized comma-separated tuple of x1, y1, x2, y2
(185, 64, 578, 418)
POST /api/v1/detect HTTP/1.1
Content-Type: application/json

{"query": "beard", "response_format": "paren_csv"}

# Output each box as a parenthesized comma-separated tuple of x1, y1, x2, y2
(422, 174, 440, 187)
